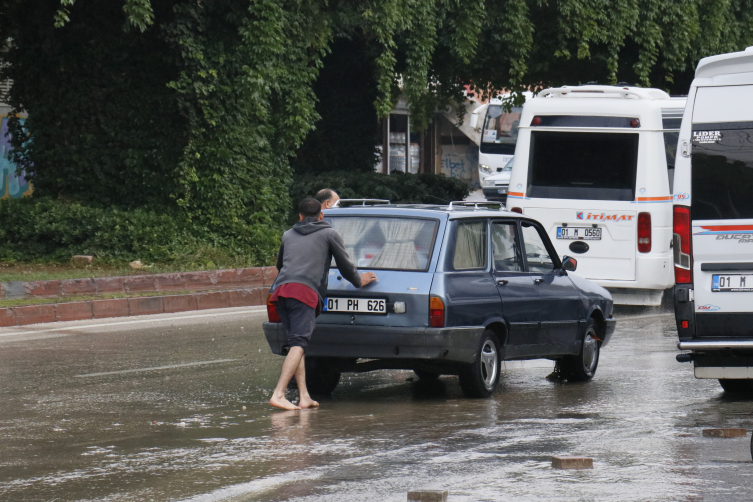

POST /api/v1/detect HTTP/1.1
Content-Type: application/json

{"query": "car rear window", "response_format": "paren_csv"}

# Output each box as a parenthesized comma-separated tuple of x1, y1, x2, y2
(326, 216, 438, 271)
(527, 131, 638, 201)
(691, 125, 753, 220)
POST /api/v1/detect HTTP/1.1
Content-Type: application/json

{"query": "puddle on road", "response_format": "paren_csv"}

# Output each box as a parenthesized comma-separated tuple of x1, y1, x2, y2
(1, 312, 752, 501)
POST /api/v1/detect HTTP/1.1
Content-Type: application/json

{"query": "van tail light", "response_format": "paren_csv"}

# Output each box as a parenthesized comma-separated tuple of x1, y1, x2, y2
(673, 205, 692, 283)
(429, 297, 445, 328)
(637, 212, 652, 253)
(510, 207, 522, 214)
(266, 294, 281, 322)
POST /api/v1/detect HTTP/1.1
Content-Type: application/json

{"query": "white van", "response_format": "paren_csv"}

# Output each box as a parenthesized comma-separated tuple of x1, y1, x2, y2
(673, 47, 753, 392)
(507, 85, 686, 305)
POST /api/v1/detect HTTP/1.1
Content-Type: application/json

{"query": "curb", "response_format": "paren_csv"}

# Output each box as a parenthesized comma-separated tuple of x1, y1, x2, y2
(0, 287, 270, 327)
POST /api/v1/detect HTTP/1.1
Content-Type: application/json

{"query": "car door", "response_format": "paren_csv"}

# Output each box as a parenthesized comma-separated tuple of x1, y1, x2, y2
(490, 220, 541, 356)
(520, 220, 584, 354)
(443, 218, 502, 327)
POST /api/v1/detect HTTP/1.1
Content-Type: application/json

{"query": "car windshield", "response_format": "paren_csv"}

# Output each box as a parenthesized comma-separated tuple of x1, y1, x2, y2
(325, 216, 438, 271)
(481, 105, 522, 155)
(528, 131, 638, 201)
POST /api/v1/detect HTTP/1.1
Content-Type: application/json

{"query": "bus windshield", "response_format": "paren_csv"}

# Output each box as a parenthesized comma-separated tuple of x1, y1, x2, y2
(481, 105, 522, 155)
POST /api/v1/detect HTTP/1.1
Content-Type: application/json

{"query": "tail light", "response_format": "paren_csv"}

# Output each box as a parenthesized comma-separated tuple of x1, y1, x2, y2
(637, 212, 651, 253)
(673, 205, 692, 283)
(266, 294, 280, 322)
(510, 207, 522, 214)
(429, 297, 445, 328)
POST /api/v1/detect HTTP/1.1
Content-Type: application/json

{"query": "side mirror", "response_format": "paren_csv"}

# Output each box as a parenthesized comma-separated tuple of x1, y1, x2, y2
(562, 255, 577, 272)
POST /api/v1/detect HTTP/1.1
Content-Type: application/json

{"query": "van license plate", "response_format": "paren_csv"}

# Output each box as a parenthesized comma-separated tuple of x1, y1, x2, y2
(712, 274, 753, 292)
(557, 227, 601, 240)
(325, 298, 387, 313)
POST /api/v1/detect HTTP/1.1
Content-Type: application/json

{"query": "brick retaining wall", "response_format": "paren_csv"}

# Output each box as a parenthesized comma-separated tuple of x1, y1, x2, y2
(0, 266, 277, 327)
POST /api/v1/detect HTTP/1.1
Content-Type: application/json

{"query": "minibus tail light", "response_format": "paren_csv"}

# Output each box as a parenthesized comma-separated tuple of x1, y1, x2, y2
(266, 294, 281, 323)
(673, 206, 692, 284)
(510, 207, 522, 214)
(429, 297, 445, 328)
(637, 212, 651, 253)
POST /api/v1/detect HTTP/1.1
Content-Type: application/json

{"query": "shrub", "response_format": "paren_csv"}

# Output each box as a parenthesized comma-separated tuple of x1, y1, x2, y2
(290, 170, 470, 218)
(0, 197, 278, 267)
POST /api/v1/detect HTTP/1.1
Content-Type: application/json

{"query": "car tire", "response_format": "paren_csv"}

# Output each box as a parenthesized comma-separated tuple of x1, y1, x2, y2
(718, 379, 753, 393)
(414, 370, 440, 380)
(560, 319, 600, 382)
(305, 357, 341, 395)
(459, 329, 501, 398)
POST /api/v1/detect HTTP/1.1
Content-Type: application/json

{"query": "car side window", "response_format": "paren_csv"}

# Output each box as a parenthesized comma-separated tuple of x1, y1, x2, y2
(491, 222, 523, 272)
(521, 222, 555, 273)
(453, 220, 488, 270)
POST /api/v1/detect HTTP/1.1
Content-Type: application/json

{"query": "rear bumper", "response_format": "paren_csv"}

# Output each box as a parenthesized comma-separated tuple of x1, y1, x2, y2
(482, 188, 508, 202)
(263, 322, 484, 364)
(679, 340, 753, 351)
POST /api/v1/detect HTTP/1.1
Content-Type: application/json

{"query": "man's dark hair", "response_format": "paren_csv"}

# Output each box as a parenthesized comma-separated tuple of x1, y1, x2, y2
(298, 197, 322, 218)
(315, 188, 335, 204)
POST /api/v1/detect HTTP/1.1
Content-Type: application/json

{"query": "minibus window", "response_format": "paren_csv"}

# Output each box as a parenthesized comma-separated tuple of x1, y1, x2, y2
(528, 131, 638, 201)
(691, 126, 753, 220)
(664, 131, 679, 192)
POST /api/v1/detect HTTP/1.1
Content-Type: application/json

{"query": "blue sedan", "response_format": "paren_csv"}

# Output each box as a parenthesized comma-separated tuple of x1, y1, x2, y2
(264, 201, 616, 398)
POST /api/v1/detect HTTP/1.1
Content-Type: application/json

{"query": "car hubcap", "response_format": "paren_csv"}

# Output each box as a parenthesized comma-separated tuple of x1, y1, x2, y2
(480, 339, 498, 389)
(582, 331, 598, 374)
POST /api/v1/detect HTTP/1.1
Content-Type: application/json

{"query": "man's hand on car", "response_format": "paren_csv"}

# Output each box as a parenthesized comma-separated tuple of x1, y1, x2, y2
(360, 272, 378, 286)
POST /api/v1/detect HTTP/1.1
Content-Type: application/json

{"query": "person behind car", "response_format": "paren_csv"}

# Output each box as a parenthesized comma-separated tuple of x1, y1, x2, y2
(268, 197, 377, 410)
(315, 188, 340, 209)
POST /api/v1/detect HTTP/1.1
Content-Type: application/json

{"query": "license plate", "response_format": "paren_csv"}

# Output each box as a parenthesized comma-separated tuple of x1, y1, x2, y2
(497, 187, 508, 194)
(712, 274, 753, 292)
(557, 227, 602, 240)
(324, 297, 387, 313)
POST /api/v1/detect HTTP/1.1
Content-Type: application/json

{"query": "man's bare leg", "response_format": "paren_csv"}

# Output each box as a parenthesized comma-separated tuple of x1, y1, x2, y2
(295, 355, 319, 409)
(270, 347, 304, 410)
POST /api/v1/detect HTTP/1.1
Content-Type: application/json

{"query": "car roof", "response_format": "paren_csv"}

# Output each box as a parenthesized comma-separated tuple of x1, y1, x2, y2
(323, 204, 524, 220)
(696, 46, 753, 79)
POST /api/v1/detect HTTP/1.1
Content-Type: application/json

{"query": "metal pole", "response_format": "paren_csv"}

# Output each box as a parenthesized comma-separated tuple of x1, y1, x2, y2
(405, 114, 410, 173)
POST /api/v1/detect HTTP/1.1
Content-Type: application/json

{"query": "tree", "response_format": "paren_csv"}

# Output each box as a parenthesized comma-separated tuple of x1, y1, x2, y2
(1, 0, 752, 263)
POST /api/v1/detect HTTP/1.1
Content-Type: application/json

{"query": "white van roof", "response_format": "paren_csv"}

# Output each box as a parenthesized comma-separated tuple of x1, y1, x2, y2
(696, 46, 753, 79)
(537, 85, 670, 100)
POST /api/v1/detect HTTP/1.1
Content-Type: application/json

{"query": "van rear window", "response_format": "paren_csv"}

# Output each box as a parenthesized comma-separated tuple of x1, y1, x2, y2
(691, 126, 753, 220)
(528, 131, 638, 201)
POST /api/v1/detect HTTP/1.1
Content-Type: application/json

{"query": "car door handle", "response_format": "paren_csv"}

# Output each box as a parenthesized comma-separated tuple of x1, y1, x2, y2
(534, 278, 544, 285)
(497, 279, 509, 286)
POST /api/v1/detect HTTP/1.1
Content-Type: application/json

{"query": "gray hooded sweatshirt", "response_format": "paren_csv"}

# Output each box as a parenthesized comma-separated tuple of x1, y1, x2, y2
(274, 218, 361, 304)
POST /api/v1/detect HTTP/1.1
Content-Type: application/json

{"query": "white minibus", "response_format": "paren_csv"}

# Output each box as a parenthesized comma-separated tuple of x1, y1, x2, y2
(673, 46, 753, 392)
(471, 93, 532, 185)
(507, 85, 686, 305)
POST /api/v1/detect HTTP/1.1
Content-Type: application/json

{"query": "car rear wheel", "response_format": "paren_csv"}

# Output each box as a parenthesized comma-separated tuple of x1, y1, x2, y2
(459, 329, 500, 398)
(305, 357, 341, 395)
(719, 379, 753, 393)
(414, 370, 440, 380)
(560, 319, 600, 382)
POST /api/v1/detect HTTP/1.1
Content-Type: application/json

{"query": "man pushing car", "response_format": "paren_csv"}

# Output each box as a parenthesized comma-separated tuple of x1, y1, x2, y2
(268, 197, 377, 410)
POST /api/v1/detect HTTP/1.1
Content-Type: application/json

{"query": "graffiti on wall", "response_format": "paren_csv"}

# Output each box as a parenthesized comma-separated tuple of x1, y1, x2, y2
(1, 115, 32, 199)
(440, 144, 480, 188)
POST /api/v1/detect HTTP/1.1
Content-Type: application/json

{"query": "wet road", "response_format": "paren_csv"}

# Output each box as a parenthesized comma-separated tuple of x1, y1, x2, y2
(1, 307, 752, 501)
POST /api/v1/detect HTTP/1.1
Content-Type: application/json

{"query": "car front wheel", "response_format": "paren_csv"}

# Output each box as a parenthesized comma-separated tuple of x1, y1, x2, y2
(459, 329, 501, 398)
(560, 319, 600, 382)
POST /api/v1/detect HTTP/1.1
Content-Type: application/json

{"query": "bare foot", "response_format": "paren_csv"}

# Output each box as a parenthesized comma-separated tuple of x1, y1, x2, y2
(269, 395, 301, 410)
(299, 396, 319, 409)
